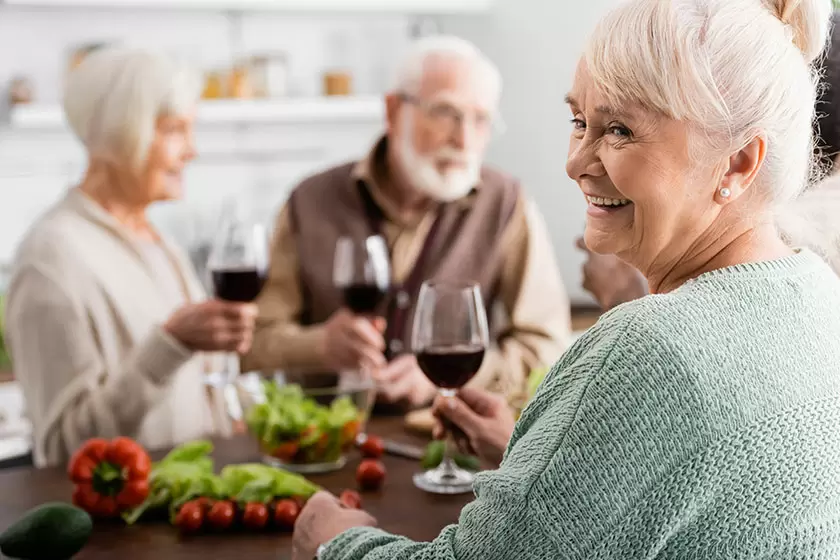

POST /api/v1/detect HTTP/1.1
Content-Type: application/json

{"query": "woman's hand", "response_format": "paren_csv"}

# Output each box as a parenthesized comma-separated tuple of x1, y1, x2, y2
(163, 300, 258, 354)
(292, 491, 376, 560)
(432, 387, 516, 467)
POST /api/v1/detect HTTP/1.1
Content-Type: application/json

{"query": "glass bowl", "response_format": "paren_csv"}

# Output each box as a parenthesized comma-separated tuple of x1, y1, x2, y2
(237, 371, 375, 474)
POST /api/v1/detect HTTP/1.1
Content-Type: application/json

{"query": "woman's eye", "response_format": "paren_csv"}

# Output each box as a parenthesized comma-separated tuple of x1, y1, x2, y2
(570, 118, 586, 130)
(608, 125, 632, 138)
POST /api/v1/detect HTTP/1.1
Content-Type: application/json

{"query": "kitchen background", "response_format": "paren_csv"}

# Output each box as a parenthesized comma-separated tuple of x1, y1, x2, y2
(0, 0, 618, 463)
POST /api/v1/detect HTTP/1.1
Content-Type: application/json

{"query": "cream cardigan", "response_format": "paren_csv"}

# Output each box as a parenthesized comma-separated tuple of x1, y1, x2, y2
(5, 189, 229, 467)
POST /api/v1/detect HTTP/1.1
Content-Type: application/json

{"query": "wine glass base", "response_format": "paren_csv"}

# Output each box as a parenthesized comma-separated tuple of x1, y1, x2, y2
(413, 467, 475, 495)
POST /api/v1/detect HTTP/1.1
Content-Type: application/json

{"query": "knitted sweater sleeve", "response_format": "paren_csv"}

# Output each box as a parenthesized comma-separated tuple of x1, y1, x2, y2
(321, 313, 656, 560)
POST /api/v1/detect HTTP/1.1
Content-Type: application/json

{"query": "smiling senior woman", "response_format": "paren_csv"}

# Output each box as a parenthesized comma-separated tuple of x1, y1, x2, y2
(292, 0, 840, 558)
(5, 48, 257, 468)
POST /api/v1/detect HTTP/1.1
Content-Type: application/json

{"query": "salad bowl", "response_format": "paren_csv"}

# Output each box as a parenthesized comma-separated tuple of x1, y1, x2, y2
(239, 372, 375, 474)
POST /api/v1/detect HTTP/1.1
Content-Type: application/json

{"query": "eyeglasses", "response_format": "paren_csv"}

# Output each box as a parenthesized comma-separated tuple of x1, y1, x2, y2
(398, 93, 505, 137)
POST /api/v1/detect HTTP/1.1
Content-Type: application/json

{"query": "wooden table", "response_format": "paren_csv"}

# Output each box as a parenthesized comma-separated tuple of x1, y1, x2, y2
(0, 418, 473, 559)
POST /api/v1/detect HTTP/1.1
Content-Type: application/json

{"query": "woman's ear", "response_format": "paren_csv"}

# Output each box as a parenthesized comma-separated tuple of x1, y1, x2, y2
(717, 135, 767, 204)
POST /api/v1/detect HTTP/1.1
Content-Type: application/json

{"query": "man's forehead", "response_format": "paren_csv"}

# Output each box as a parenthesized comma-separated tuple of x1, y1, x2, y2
(415, 57, 498, 110)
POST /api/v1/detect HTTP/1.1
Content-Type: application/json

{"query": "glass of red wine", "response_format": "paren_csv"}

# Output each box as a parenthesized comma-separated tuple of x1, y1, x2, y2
(206, 206, 268, 390)
(334, 235, 391, 318)
(412, 280, 489, 494)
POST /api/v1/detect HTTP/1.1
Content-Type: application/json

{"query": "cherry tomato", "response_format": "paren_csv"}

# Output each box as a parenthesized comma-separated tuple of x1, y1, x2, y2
(359, 436, 384, 459)
(242, 502, 269, 530)
(356, 459, 386, 491)
(271, 441, 300, 463)
(292, 496, 307, 509)
(196, 497, 213, 513)
(175, 501, 204, 533)
(273, 499, 300, 531)
(339, 489, 362, 509)
(207, 500, 236, 531)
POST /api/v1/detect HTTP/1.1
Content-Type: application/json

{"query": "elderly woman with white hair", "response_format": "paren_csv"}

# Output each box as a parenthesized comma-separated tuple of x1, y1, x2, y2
(292, 0, 840, 558)
(4, 48, 257, 468)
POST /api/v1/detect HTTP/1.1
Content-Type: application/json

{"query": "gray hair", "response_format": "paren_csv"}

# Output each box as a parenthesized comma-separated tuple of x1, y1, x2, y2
(63, 46, 202, 171)
(391, 35, 502, 107)
(586, 0, 832, 208)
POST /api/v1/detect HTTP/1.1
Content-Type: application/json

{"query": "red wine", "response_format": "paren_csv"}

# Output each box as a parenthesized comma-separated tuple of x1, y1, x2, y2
(212, 268, 266, 302)
(343, 283, 389, 314)
(416, 344, 486, 389)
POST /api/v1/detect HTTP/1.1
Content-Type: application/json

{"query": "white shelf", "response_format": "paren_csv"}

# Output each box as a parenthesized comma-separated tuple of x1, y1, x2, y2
(2, 0, 492, 13)
(8, 96, 385, 130)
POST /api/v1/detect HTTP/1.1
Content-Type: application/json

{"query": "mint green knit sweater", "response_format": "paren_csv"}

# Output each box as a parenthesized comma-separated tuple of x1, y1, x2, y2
(324, 250, 840, 559)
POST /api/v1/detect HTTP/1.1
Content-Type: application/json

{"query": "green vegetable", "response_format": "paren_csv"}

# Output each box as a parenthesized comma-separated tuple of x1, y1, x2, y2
(527, 367, 549, 400)
(421, 441, 445, 470)
(0, 294, 12, 371)
(453, 454, 481, 471)
(245, 381, 363, 465)
(0, 502, 92, 560)
(158, 440, 214, 465)
(420, 441, 481, 472)
(220, 463, 320, 503)
(123, 440, 217, 524)
(123, 440, 322, 525)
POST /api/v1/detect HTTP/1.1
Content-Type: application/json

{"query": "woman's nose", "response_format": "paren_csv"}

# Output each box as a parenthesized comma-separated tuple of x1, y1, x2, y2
(566, 137, 604, 181)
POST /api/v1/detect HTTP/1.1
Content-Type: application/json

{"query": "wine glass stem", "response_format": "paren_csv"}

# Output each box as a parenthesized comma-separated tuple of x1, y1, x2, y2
(439, 390, 458, 478)
(440, 444, 457, 478)
(225, 352, 240, 383)
(223, 352, 243, 421)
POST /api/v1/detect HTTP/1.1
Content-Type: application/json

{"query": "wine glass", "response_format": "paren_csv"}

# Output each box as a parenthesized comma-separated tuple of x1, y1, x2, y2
(412, 280, 489, 494)
(206, 204, 269, 391)
(333, 235, 391, 317)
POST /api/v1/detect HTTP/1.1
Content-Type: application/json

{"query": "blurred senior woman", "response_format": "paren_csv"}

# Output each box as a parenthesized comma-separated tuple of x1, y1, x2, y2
(292, 0, 840, 558)
(5, 48, 257, 468)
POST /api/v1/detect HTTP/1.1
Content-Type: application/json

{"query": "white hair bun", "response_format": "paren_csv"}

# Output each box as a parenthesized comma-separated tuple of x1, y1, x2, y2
(765, 0, 834, 62)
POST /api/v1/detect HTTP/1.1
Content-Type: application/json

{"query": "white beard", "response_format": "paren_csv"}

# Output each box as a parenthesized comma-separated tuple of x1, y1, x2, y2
(395, 119, 481, 202)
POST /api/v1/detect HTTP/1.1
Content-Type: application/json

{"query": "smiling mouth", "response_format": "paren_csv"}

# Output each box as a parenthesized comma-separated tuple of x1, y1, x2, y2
(585, 195, 632, 208)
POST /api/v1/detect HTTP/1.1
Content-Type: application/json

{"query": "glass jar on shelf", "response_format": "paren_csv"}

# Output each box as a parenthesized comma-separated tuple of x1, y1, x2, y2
(247, 53, 288, 98)
(323, 32, 354, 97)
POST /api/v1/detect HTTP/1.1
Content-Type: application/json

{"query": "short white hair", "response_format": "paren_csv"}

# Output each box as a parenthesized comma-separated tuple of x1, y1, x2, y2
(391, 35, 502, 107)
(63, 46, 202, 171)
(585, 0, 832, 207)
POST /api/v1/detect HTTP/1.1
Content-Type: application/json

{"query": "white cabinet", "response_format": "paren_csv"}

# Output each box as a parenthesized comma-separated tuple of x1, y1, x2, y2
(3, 0, 492, 13)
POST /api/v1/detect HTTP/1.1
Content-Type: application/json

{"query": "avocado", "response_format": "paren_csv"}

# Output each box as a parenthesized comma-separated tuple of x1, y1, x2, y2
(0, 502, 93, 559)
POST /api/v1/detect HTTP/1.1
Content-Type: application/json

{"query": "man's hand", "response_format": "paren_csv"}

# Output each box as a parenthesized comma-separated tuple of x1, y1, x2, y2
(320, 309, 387, 372)
(576, 237, 648, 310)
(373, 354, 437, 408)
(291, 491, 376, 560)
(432, 387, 515, 467)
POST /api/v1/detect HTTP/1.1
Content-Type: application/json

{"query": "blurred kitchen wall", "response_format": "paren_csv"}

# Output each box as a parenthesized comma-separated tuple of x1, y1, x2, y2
(0, 1, 620, 305)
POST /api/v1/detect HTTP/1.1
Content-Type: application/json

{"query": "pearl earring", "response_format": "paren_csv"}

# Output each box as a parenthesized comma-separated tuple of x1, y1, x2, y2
(719, 187, 731, 199)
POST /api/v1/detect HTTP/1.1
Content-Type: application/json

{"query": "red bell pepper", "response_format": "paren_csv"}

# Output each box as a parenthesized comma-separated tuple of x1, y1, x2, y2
(68, 437, 152, 518)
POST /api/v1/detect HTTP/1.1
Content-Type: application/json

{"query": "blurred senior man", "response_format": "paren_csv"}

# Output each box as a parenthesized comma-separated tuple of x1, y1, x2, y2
(242, 35, 571, 409)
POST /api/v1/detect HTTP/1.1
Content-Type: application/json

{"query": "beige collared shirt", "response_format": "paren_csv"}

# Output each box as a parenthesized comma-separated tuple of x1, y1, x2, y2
(242, 141, 572, 399)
